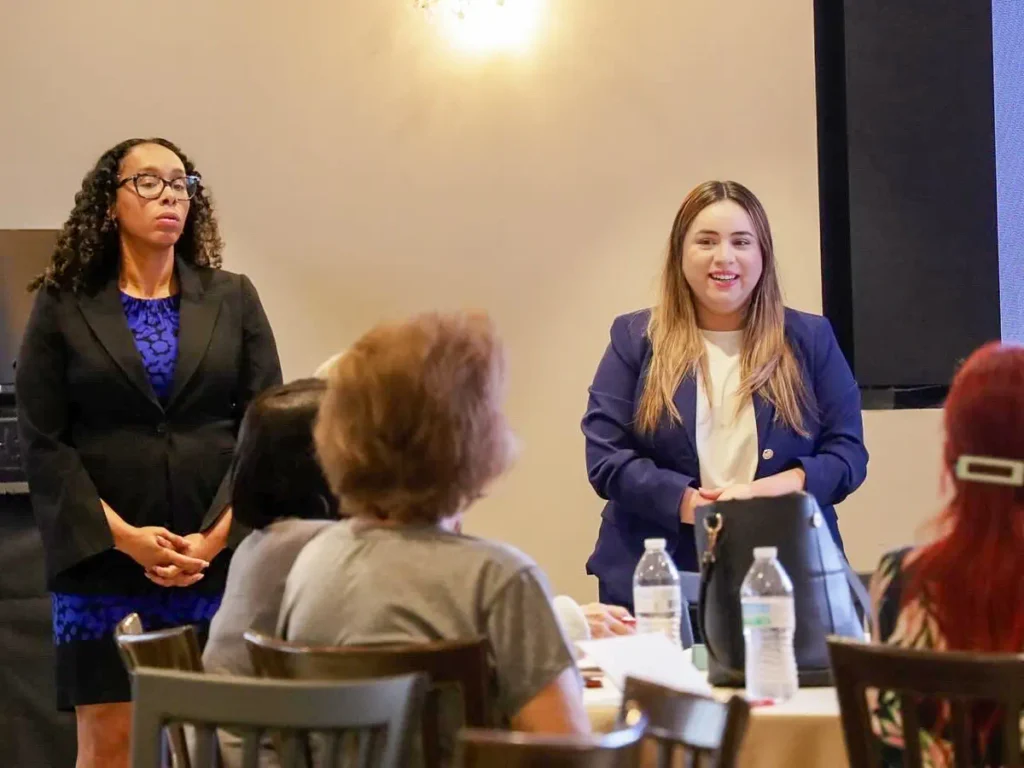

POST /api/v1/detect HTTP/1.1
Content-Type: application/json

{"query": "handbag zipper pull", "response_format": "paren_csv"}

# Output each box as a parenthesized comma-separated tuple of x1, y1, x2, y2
(703, 512, 723, 564)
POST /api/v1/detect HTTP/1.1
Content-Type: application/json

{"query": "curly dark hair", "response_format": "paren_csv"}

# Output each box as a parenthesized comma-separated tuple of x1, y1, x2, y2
(30, 137, 223, 293)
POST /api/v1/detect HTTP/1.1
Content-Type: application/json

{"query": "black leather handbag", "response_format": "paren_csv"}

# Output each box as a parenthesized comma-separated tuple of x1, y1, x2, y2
(694, 493, 870, 687)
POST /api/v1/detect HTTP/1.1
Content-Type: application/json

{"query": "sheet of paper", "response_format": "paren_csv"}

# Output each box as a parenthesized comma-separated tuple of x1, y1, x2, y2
(577, 633, 713, 697)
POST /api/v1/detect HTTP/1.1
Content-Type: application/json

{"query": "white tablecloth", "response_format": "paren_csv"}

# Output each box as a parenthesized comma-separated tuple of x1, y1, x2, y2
(585, 680, 848, 768)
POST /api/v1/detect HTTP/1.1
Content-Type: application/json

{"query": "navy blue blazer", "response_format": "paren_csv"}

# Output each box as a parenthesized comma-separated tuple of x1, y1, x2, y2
(582, 308, 868, 609)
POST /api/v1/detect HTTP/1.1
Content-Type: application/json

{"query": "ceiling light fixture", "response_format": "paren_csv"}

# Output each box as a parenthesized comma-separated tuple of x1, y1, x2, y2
(414, 0, 543, 54)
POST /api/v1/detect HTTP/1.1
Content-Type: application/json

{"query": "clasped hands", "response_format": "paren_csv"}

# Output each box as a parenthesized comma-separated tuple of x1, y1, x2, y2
(679, 485, 753, 524)
(116, 526, 222, 587)
(147, 531, 225, 587)
(679, 467, 807, 524)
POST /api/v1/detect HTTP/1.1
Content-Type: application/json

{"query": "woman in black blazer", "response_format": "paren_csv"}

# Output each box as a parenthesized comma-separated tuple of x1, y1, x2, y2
(16, 138, 282, 768)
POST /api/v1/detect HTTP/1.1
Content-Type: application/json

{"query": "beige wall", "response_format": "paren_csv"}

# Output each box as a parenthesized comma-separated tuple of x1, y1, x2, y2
(0, 0, 941, 598)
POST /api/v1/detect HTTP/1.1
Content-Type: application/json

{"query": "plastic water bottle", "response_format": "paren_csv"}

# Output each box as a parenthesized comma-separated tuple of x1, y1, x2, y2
(633, 538, 683, 648)
(741, 546, 798, 702)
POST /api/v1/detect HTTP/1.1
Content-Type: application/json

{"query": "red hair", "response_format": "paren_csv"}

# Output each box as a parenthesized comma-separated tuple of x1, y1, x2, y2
(908, 343, 1024, 652)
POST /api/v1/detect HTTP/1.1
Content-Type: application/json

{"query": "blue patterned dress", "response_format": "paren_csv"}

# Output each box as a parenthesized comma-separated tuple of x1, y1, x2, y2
(51, 293, 221, 709)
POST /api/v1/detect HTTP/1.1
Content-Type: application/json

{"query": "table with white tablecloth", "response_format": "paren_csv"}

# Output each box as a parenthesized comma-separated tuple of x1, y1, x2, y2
(584, 679, 849, 768)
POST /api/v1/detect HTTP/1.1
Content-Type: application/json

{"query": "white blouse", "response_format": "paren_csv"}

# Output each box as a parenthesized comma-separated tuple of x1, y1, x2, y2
(695, 330, 758, 489)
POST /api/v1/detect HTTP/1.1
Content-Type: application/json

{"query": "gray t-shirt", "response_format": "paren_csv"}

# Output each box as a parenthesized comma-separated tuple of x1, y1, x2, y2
(203, 518, 335, 677)
(278, 521, 577, 731)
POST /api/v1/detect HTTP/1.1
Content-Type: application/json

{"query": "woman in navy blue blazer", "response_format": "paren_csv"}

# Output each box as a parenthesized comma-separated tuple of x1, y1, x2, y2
(583, 181, 868, 609)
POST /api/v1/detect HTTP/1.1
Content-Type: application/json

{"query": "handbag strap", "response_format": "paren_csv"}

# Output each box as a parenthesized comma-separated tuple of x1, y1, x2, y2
(698, 553, 740, 675)
(841, 554, 872, 621)
(697, 514, 742, 676)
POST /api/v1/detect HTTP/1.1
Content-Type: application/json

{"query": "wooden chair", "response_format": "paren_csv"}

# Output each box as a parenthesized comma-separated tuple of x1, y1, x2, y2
(456, 705, 647, 768)
(615, 677, 750, 768)
(115, 613, 204, 768)
(131, 668, 427, 768)
(115, 614, 204, 674)
(828, 636, 1024, 767)
(245, 631, 489, 768)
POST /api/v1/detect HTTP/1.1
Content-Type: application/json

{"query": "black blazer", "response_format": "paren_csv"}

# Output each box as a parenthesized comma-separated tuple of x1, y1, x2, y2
(16, 260, 282, 590)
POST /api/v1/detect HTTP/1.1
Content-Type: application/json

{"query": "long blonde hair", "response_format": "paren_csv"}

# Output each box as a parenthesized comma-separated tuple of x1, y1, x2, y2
(636, 181, 809, 435)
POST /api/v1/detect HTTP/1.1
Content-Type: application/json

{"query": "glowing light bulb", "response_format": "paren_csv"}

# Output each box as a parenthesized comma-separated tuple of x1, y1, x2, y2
(429, 0, 545, 55)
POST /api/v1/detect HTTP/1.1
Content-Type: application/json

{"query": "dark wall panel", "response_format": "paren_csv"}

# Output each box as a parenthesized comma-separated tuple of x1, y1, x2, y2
(816, 1, 1002, 397)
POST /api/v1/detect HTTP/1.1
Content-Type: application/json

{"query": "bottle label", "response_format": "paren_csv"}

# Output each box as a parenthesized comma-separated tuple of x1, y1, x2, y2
(634, 585, 681, 614)
(741, 597, 796, 630)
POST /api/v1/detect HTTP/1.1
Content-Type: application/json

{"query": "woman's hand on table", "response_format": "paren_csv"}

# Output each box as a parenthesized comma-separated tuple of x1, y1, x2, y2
(581, 603, 636, 638)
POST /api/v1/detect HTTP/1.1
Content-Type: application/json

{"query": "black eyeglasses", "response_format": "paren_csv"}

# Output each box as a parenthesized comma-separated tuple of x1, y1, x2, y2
(118, 173, 201, 201)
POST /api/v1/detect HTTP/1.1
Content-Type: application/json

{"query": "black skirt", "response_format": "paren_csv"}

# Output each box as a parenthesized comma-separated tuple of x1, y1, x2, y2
(50, 551, 226, 711)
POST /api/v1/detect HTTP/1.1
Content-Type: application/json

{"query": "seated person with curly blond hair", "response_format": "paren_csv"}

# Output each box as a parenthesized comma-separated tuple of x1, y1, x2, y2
(278, 311, 590, 762)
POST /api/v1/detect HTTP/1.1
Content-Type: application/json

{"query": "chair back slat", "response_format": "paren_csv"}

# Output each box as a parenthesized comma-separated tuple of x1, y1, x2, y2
(321, 732, 342, 768)
(615, 677, 750, 768)
(898, 692, 923, 767)
(1004, 700, 1023, 768)
(456, 708, 647, 768)
(240, 729, 261, 768)
(130, 668, 426, 768)
(355, 730, 379, 768)
(949, 701, 972, 766)
(716, 697, 752, 768)
(277, 733, 303, 768)
(245, 631, 489, 768)
(189, 724, 217, 768)
(654, 739, 673, 768)
(828, 637, 1024, 768)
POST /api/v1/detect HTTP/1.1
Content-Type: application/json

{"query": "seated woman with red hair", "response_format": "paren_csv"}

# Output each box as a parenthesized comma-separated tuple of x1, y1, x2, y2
(870, 343, 1024, 767)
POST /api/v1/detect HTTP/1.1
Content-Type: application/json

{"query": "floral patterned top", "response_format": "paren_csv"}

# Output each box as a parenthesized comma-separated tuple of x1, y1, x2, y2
(870, 547, 1023, 767)
(119, 291, 181, 403)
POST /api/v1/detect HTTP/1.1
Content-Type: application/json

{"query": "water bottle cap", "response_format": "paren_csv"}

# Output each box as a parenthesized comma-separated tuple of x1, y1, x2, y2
(753, 546, 778, 560)
(644, 538, 667, 551)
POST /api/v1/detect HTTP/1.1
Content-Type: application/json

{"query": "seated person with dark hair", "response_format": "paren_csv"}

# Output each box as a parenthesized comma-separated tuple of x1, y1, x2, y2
(279, 311, 590, 765)
(202, 378, 338, 677)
